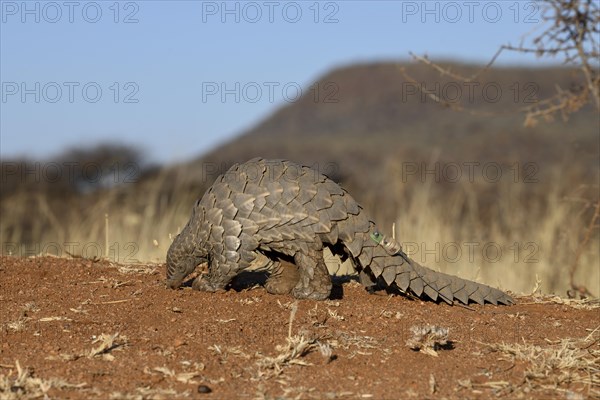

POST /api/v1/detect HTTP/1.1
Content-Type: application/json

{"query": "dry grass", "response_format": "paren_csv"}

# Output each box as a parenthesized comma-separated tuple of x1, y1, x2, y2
(4, 304, 40, 333)
(42, 332, 128, 364)
(255, 335, 323, 378)
(406, 325, 451, 357)
(478, 326, 600, 397)
(204, 303, 334, 382)
(89, 332, 125, 359)
(518, 293, 600, 310)
(107, 387, 189, 400)
(382, 165, 599, 297)
(5, 317, 30, 333)
(254, 301, 333, 379)
(144, 363, 205, 385)
(0, 360, 86, 399)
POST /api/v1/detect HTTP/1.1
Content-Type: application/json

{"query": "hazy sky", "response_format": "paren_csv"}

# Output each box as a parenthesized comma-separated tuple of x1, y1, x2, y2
(2, 1, 552, 164)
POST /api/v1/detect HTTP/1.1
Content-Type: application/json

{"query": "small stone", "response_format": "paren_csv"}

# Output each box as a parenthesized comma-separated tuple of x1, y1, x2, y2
(197, 385, 212, 394)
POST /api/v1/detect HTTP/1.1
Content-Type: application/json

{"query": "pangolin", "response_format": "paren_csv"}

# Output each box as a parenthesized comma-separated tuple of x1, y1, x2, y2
(166, 158, 513, 305)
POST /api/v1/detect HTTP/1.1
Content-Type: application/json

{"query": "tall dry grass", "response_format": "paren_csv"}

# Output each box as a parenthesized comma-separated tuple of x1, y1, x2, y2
(391, 176, 598, 297)
(1, 161, 597, 298)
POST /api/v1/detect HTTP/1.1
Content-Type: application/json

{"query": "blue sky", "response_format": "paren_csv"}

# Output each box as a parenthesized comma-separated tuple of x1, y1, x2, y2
(1, 1, 552, 164)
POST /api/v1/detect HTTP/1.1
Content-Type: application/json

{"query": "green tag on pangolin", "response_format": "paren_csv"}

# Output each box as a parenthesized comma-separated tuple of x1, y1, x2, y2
(370, 231, 383, 244)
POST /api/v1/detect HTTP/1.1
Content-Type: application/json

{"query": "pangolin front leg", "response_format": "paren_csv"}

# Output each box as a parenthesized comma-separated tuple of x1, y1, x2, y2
(191, 257, 240, 292)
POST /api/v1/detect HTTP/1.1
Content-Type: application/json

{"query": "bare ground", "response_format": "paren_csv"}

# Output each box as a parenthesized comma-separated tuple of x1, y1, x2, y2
(0, 256, 598, 399)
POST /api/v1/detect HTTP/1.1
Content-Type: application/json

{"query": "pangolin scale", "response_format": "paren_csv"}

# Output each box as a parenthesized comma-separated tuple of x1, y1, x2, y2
(166, 158, 513, 305)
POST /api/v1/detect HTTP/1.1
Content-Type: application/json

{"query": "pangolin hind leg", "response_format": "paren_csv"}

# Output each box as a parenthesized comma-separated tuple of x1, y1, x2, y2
(264, 259, 301, 295)
(291, 250, 332, 300)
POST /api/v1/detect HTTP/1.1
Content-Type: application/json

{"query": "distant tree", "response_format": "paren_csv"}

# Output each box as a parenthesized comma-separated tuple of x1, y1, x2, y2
(56, 143, 146, 192)
(0, 143, 147, 200)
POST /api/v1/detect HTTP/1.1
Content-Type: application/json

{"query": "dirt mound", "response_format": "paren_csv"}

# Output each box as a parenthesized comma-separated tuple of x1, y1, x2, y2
(1, 256, 598, 399)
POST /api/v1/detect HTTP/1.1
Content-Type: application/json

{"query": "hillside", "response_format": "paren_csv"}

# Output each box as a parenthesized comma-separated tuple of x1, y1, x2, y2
(197, 62, 597, 175)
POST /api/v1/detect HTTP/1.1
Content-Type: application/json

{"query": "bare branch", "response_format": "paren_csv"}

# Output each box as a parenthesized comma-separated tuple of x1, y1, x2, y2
(407, 0, 600, 123)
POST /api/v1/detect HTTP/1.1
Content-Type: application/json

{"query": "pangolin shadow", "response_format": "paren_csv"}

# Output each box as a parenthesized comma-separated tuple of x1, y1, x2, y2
(180, 270, 350, 299)
(178, 271, 269, 291)
(229, 271, 349, 300)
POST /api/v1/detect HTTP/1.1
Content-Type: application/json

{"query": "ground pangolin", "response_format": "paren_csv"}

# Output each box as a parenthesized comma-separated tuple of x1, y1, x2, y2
(166, 158, 513, 305)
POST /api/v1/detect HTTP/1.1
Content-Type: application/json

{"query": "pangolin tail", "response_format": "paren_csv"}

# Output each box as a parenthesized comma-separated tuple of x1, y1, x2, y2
(356, 234, 513, 305)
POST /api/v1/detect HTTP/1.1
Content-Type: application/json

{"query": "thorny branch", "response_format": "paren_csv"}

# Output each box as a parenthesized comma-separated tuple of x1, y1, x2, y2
(403, 0, 600, 125)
